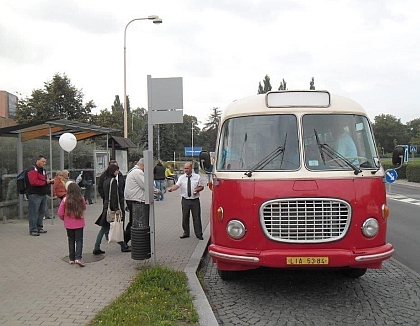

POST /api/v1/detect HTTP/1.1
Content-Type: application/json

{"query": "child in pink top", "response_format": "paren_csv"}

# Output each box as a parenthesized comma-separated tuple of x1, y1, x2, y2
(58, 182, 87, 267)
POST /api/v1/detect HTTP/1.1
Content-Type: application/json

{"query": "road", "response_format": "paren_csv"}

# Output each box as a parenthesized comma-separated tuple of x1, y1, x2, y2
(201, 180, 420, 325)
(386, 181, 420, 273)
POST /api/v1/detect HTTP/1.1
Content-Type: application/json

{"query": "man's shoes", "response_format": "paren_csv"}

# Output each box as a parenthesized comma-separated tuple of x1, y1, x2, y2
(30, 231, 40, 236)
(121, 246, 131, 253)
(93, 249, 105, 255)
(38, 229, 47, 234)
(180, 233, 189, 239)
(197, 236, 204, 240)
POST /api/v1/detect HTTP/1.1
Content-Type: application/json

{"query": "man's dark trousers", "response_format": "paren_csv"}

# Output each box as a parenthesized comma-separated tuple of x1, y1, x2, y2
(181, 197, 202, 237)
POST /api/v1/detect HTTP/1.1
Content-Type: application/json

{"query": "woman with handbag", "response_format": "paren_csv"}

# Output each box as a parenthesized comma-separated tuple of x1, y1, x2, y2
(93, 164, 131, 255)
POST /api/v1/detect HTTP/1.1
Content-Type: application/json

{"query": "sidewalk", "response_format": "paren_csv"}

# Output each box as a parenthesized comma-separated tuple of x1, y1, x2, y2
(0, 177, 216, 326)
(393, 179, 420, 188)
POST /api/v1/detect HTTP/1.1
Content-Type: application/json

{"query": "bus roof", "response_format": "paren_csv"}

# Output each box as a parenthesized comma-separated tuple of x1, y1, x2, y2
(222, 90, 367, 121)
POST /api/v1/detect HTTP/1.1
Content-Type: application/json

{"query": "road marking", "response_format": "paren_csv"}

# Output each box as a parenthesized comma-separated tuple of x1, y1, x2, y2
(387, 194, 420, 206)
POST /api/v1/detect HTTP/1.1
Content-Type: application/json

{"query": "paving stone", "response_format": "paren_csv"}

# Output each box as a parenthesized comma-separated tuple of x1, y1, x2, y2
(202, 255, 420, 325)
(0, 179, 211, 326)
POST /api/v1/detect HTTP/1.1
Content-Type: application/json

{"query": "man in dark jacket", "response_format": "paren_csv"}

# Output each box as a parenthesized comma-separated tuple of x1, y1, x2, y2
(27, 155, 54, 236)
(153, 160, 166, 201)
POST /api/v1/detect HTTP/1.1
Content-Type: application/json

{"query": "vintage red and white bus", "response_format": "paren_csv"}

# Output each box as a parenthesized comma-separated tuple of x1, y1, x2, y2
(200, 90, 394, 280)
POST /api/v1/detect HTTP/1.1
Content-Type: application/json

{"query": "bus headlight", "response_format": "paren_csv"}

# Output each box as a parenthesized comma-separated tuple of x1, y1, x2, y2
(361, 218, 379, 238)
(226, 220, 246, 239)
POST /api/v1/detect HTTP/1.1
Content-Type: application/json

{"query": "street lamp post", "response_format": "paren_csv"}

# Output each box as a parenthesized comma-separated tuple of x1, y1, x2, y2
(191, 121, 194, 157)
(123, 15, 162, 139)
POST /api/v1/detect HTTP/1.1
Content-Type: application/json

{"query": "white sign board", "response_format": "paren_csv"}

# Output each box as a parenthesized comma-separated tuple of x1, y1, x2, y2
(115, 150, 128, 175)
(147, 75, 183, 124)
(94, 150, 109, 177)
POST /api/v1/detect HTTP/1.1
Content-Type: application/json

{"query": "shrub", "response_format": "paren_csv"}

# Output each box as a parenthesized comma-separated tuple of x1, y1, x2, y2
(406, 165, 420, 183)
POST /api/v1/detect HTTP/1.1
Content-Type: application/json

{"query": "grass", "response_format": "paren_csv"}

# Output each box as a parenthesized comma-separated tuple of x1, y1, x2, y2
(381, 157, 420, 165)
(88, 266, 199, 326)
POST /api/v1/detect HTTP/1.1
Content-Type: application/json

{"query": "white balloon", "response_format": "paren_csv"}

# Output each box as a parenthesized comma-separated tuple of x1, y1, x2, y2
(59, 133, 77, 152)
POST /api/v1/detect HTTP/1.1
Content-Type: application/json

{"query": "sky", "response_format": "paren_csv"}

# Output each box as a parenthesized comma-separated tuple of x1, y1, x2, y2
(1, 0, 419, 127)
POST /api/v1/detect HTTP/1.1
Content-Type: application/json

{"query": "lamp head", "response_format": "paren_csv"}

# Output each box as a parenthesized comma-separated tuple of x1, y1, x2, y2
(148, 15, 162, 24)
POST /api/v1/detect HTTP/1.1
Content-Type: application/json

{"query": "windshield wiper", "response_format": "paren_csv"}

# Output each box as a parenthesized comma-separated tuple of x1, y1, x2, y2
(245, 144, 285, 177)
(313, 129, 362, 175)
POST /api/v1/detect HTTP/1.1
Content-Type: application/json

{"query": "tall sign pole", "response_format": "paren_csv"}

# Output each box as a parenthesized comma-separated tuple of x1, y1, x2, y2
(146, 75, 183, 265)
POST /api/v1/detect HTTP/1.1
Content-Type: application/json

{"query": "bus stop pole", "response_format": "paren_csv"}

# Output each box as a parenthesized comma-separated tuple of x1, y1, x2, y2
(144, 150, 156, 266)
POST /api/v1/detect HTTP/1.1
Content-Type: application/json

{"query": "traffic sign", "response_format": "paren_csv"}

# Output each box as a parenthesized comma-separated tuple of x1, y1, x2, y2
(185, 147, 202, 156)
(385, 169, 398, 184)
(409, 145, 418, 153)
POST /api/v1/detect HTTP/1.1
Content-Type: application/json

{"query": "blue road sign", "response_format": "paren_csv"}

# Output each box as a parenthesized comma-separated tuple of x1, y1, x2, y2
(400, 145, 409, 163)
(185, 147, 202, 156)
(409, 145, 418, 153)
(385, 169, 398, 183)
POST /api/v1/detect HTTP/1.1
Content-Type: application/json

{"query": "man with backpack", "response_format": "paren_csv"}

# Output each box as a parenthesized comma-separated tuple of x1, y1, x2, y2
(27, 155, 54, 236)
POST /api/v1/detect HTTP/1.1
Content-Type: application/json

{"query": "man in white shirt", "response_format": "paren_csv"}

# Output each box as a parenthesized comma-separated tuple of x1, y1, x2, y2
(168, 162, 204, 240)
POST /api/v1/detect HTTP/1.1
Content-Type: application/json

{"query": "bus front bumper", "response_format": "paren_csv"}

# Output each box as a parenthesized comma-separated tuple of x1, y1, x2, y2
(208, 243, 394, 270)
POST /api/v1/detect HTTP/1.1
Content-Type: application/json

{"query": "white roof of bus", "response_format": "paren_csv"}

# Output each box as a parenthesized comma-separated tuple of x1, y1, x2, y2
(222, 91, 367, 121)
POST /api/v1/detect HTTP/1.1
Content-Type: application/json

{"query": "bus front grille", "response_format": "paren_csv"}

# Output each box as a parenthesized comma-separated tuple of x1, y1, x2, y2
(260, 198, 351, 243)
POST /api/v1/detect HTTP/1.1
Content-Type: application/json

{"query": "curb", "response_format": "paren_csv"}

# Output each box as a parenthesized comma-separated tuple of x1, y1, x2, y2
(184, 223, 218, 326)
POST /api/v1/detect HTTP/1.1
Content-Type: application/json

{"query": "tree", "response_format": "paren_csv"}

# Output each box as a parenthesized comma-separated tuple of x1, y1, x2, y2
(15, 73, 93, 124)
(258, 75, 272, 94)
(111, 95, 123, 113)
(406, 118, 420, 146)
(372, 114, 408, 153)
(278, 79, 287, 90)
(310, 77, 315, 90)
(198, 107, 221, 152)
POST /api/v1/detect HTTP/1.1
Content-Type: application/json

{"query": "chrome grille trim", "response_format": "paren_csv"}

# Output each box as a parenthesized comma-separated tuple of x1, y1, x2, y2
(260, 198, 351, 243)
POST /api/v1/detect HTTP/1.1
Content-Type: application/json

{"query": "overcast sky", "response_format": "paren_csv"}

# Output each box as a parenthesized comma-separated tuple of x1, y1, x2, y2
(1, 0, 419, 126)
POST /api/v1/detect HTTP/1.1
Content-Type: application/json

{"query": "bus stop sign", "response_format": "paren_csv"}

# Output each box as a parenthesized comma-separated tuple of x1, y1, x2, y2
(385, 169, 398, 183)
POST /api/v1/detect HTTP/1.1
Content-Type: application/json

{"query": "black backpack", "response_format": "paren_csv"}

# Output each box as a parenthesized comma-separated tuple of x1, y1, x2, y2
(17, 169, 29, 194)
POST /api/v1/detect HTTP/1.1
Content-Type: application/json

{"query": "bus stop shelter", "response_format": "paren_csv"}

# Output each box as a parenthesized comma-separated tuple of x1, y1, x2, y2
(0, 119, 119, 219)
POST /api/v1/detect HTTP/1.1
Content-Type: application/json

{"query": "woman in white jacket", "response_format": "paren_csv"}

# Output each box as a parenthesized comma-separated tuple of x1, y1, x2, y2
(124, 158, 161, 245)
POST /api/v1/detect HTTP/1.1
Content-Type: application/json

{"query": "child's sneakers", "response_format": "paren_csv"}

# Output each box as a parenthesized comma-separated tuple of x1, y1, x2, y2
(75, 259, 85, 267)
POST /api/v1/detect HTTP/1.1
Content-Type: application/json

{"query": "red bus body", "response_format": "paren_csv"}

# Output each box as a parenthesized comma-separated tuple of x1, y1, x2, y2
(206, 91, 393, 278)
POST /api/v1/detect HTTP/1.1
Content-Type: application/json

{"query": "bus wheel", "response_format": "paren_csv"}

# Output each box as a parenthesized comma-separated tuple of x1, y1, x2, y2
(341, 268, 367, 278)
(217, 269, 236, 280)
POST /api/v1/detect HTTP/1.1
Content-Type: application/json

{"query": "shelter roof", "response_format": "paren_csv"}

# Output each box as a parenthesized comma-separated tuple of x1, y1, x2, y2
(0, 119, 120, 142)
(109, 136, 137, 149)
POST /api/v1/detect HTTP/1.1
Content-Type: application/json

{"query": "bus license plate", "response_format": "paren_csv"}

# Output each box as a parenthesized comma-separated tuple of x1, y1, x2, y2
(286, 257, 329, 265)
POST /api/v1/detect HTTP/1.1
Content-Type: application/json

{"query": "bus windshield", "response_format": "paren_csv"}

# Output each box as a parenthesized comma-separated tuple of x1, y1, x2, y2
(217, 115, 299, 171)
(302, 114, 378, 171)
(216, 113, 378, 172)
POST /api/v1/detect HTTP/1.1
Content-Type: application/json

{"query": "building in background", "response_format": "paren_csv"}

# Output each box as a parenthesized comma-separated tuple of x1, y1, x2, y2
(0, 90, 18, 128)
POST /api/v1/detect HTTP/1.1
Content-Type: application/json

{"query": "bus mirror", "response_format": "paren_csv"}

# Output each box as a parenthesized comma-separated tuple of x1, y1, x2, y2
(392, 146, 404, 165)
(199, 151, 211, 170)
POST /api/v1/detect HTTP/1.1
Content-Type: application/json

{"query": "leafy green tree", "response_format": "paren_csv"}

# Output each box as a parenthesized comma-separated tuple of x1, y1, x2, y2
(406, 118, 420, 146)
(197, 107, 221, 152)
(278, 79, 287, 90)
(130, 107, 147, 146)
(91, 108, 123, 136)
(258, 75, 272, 94)
(310, 77, 315, 90)
(372, 114, 408, 153)
(112, 95, 123, 113)
(15, 73, 93, 124)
